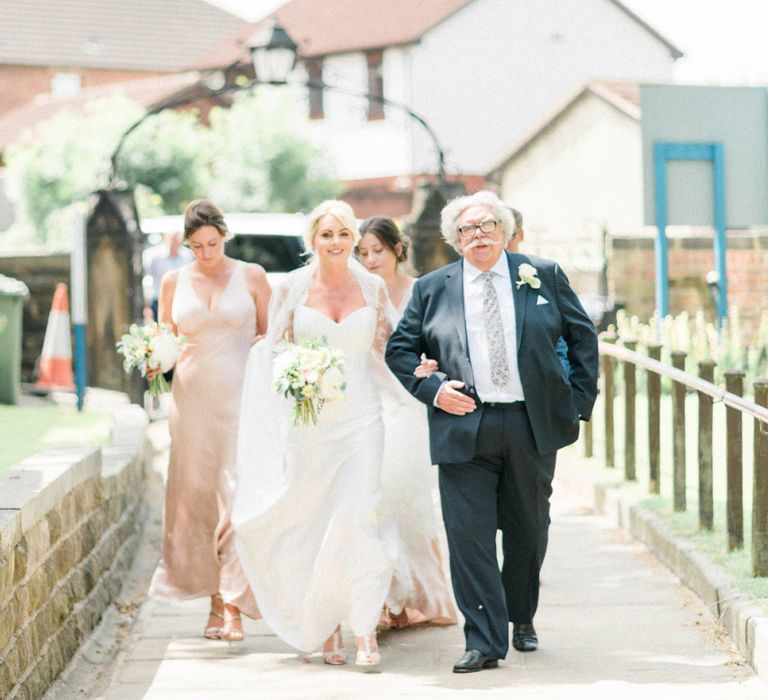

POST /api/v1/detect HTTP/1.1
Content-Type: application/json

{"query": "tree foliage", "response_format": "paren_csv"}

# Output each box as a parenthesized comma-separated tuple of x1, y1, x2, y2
(114, 109, 212, 216)
(207, 89, 339, 213)
(4, 96, 142, 244)
(4, 88, 341, 247)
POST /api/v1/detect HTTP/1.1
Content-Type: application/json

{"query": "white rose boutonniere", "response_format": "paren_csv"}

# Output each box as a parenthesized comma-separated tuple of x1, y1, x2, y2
(516, 263, 541, 290)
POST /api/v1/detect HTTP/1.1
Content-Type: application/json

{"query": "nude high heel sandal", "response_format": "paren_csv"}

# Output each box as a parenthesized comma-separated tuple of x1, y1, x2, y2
(204, 593, 225, 640)
(222, 603, 244, 643)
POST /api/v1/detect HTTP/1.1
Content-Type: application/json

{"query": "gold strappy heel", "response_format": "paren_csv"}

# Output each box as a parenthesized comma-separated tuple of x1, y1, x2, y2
(222, 603, 244, 643)
(204, 593, 225, 639)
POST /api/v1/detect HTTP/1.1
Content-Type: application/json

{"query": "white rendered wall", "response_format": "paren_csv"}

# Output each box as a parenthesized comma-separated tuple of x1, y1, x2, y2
(294, 0, 675, 181)
(298, 48, 416, 180)
(404, 0, 674, 176)
(498, 94, 642, 285)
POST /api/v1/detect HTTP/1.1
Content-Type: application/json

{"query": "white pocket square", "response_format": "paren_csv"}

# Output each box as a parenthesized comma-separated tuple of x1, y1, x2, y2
(536, 295, 549, 306)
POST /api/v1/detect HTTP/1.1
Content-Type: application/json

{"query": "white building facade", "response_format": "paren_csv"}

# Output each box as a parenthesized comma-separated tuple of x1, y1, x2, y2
(194, 0, 680, 215)
(296, 0, 676, 179)
(491, 82, 643, 294)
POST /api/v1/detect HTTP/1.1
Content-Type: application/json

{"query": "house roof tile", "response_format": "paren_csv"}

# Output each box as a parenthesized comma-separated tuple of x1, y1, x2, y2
(0, 73, 201, 152)
(189, 0, 682, 70)
(189, 0, 474, 68)
(0, 0, 245, 71)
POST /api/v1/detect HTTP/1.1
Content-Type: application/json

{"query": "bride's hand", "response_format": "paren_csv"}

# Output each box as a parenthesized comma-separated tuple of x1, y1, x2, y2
(414, 354, 439, 378)
(146, 366, 161, 381)
(251, 334, 266, 346)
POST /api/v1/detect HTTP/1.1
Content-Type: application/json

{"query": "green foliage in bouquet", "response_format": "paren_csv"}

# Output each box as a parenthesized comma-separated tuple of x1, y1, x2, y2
(271, 336, 346, 426)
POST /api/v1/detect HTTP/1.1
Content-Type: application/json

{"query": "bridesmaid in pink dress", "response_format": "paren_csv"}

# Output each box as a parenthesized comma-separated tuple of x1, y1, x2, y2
(357, 217, 458, 629)
(148, 200, 271, 641)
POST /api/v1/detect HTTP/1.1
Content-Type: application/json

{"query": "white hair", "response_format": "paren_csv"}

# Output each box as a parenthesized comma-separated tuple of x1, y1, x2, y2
(304, 199, 360, 251)
(440, 190, 514, 253)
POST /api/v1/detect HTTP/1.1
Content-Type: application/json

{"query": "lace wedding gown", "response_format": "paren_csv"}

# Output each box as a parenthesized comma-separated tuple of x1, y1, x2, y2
(233, 264, 395, 652)
(380, 280, 458, 625)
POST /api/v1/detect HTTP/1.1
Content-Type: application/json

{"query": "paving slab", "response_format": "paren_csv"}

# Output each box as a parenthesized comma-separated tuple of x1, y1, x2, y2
(51, 444, 768, 699)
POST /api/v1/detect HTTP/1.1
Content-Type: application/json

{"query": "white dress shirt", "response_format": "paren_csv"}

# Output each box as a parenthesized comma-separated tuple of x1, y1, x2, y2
(463, 255, 525, 403)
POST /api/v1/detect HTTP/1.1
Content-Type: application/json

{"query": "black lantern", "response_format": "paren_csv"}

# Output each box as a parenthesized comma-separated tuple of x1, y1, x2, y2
(248, 23, 298, 84)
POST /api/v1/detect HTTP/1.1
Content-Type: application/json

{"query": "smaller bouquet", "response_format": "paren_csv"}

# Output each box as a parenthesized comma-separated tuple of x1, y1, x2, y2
(271, 336, 346, 426)
(116, 322, 185, 396)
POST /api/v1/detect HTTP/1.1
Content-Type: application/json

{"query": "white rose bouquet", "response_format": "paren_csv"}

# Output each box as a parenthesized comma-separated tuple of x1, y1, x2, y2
(116, 322, 185, 396)
(271, 336, 346, 426)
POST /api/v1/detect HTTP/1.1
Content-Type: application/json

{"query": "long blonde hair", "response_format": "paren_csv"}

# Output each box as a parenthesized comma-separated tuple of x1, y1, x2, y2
(303, 200, 359, 252)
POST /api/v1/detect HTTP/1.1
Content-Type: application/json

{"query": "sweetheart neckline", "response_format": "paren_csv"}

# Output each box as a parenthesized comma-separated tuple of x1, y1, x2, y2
(298, 304, 372, 326)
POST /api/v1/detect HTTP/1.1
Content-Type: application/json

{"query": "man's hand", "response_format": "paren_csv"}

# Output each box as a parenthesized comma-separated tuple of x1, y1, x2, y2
(414, 353, 439, 378)
(436, 380, 476, 415)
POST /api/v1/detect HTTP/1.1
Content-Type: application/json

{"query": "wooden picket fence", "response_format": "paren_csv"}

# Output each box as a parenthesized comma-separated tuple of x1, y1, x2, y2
(583, 334, 768, 576)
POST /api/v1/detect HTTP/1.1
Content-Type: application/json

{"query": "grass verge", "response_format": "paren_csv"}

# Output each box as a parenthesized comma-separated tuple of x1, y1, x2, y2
(585, 389, 768, 614)
(0, 404, 113, 472)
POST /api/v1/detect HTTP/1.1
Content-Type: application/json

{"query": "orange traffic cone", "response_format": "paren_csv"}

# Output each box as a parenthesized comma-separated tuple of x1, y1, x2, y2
(35, 282, 75, 392)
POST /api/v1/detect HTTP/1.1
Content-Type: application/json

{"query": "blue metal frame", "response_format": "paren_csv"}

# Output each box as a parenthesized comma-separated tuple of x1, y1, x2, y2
(74, 324, 87, 411)
(652, 142, 727, 323)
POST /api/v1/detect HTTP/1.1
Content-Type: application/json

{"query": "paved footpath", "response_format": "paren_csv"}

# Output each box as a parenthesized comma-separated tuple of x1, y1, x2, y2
(49, 431, 767, 700)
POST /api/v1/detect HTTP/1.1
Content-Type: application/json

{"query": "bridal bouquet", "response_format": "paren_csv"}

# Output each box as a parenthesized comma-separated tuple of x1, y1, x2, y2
(271, 336, 346, 426)
(116, 322, 185, 396)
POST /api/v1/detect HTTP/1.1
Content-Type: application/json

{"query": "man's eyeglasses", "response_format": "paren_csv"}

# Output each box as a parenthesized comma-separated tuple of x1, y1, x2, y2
(458, 220, 498, 238)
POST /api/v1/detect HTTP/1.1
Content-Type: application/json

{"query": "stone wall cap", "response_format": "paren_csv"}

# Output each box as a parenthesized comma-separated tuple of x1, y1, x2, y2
(0, 446, 100, 532)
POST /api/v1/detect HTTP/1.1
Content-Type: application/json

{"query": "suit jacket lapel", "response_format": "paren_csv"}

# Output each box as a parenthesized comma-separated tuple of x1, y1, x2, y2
(445, 262, 476, 388)
(446, 262, 468, 355)
(507, 252, 528, 350)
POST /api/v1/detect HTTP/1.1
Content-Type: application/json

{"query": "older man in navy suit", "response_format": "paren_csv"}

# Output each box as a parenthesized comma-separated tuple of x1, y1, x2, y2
(386, 191, 598, 672)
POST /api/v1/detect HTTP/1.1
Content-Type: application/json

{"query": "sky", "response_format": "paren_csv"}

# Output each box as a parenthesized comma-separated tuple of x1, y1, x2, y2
(208, 0, 768, 85)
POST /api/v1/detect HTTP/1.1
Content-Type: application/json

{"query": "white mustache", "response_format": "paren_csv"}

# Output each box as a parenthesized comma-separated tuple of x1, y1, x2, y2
(463, 238, 501, 251)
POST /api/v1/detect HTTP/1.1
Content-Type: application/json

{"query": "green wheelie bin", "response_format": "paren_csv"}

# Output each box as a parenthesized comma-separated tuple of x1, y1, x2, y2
(0, 274, 30, 404)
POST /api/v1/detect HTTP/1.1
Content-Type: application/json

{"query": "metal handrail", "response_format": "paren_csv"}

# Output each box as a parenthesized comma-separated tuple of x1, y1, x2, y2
(599, 340, 768, 425)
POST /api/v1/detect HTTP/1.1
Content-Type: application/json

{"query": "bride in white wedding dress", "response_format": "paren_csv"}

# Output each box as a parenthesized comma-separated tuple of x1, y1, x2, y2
(233, 200, 398, 669)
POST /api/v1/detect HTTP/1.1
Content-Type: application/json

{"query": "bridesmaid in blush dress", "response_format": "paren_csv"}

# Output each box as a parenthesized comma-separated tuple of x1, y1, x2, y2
(148, 200, 271, 642)
(357, 217, 458, 630)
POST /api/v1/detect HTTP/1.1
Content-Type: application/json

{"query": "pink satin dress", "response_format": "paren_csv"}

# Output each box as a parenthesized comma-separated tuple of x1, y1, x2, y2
(381, 279, 458, 626)
(149, 261, 259, 618)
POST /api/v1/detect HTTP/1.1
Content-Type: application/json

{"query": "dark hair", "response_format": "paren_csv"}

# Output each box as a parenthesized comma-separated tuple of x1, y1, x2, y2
(183, 199, 228, 240)
(358, 217, 409, 263)
(509, 207, 523, 235)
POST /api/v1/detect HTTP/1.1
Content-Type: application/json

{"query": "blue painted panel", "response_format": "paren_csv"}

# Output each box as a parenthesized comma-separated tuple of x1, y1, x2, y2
(641, 85, 768, 227)
(74, 323, 87, 411)
(652, 141, 728, 323)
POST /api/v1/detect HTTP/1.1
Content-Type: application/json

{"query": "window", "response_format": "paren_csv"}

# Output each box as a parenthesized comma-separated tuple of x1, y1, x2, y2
(51, 72, 81, 97)
(366, 50, 384, 120)
(306, 58, 324, 119)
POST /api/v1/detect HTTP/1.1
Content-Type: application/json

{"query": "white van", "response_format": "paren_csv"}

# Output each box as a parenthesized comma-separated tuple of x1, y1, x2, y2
(140, 212, 307, 286)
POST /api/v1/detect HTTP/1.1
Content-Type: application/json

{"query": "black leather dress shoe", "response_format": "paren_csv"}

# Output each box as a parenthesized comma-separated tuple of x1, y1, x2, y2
(512, 623, 538, 652)
(452, 650, 499, 673)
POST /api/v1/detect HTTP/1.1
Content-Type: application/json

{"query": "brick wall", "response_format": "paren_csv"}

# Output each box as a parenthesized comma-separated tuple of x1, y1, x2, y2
(608, 230, 768, 339)
(0, 64, 166, 116)
(0, 404, 149, 699)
